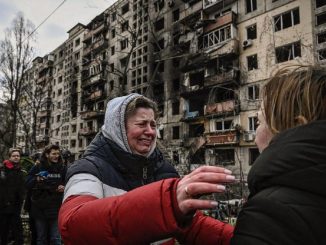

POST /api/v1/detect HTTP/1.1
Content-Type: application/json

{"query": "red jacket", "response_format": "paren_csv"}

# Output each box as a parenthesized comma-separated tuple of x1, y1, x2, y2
(59, 178, 233, 245)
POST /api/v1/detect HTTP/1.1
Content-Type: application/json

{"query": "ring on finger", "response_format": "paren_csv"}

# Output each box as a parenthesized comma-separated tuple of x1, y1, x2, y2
(184, 186, 191, 197)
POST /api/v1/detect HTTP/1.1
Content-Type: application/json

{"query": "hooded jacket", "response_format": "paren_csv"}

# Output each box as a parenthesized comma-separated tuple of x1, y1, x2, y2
(231, 120, 326, 245)
(0, 160, 25, 214)
(59, 94, 233, 245)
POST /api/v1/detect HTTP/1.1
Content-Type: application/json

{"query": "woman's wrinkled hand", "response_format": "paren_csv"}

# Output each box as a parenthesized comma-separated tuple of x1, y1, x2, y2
(177, 166, 235, 215)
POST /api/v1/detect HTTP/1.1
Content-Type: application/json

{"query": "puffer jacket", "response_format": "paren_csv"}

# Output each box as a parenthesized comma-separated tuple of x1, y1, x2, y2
(59, 133, 233, 245)
(59, 93, 233, 245)
(231, 120, 326, 245)
(0, 160, 25, 214)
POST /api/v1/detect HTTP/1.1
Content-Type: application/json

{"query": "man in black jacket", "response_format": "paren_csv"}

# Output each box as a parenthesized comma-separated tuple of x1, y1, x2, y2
(0, 148, 25, 245)
(26, 145, 66, 245)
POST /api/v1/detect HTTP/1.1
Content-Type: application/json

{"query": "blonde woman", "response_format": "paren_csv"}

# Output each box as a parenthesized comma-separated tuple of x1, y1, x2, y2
(231, 65, 326, 245)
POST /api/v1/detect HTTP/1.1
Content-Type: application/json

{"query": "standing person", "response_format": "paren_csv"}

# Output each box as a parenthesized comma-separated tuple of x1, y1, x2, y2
(231, 65, 326, 245)
(26, 145, 66, 245)
(24, 152, 42, 245)
(59, 94, 235, 245)
(0, 149, 25, 245)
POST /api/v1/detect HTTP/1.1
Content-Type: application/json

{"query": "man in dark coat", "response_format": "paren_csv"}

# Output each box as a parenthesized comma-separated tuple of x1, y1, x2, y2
(0, 148, 25, 245)
(26, 145, 66, 245)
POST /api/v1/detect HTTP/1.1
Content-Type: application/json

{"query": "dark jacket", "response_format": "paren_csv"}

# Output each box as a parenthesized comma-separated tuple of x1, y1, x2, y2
(231, 120, 326, 245)
(66, 133, 179, 190)
(0, 160, 25, 214)
(26, 161, 66, 219)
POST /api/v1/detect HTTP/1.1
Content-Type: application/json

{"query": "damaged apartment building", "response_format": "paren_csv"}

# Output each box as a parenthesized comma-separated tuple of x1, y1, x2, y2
(17, 0, 326, 178)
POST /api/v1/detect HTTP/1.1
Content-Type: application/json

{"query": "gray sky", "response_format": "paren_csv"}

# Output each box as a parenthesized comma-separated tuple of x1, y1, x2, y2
(0, 0, 115, 56)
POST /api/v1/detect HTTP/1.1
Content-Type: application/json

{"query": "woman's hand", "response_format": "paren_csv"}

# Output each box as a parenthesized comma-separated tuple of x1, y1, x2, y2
(177, 166, 235, 214)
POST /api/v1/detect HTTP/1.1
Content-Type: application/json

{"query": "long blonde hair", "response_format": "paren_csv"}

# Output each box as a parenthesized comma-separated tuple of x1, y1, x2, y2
(263, 65, 326, 134)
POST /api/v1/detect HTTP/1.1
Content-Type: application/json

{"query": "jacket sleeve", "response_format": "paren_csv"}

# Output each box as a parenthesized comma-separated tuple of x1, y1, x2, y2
(59, 177, 233, 245)
(230, 190, 313, 245)
(25, 165, 39, 190)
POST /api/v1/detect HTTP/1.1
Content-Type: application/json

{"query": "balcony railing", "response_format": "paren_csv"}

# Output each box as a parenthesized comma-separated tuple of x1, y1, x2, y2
(84, 90, 105, 103)
(79, 127, 97, 136)
(82, 73, 106, 87)
(205, 68, 239, 86)
(206, 131, 238, 145)
(204, 100, 238, 116)
(36, 135, 49, 143)
(80, 110, 105, 120)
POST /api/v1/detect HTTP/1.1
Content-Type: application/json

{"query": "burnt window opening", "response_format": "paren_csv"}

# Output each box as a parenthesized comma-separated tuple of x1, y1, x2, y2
(274, 8, 300, 32)
(316, 0, 326, 8)
(188, 98, 205, 115)
(249, 148, 260, 165)
(154, 61, 165, 72)
(247, 54, 258, 70)
(215, 149, 235, 166)
(189, 123, 204, 138)
(317, 32, 326, 44)
(121, 21, 129, 32)
(215, 120, 232, 131)
(275, 41, 301, 63)
(246, 0, 257, 13)
(120, 57, 128, 68)
(154, 0, 165, 12)
(173, 58, 180, 67)
(121, 3, 129, 15)
(246, 24, 257, 40)
(173, 78, 180, 91)
(154, 39, 165, 52)
(317, 12, 326, 26)
(318, 49, 326, 61)
(120, 38, 128, 50)
(111, 12, 116, 21)
(172, 126, 180, 139)
(248, 84, 259, 100)
(189, 70, 205, 86)
(172, 151, 179, 165)
(155, 18, 165, 32)
(248, 116, 258, 131)
(173, 9, 180, 22)
(172, 101, 180, 115)
(110, 80, 114, 90)
(111, 29, 116, 38)
(111, 46, 115, 55)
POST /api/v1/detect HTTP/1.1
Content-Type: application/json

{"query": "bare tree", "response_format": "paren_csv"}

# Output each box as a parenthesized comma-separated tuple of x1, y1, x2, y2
(0, 12, 36, 147)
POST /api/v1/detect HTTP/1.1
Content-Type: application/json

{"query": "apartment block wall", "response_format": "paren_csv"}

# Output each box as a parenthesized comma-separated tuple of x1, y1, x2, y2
(19, 0, 325, 176)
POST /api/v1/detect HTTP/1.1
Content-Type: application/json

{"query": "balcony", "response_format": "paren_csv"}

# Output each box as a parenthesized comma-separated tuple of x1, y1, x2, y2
(92, 38, 109, 53)
(84, 90, 105, 103)
(80, 110, 105, 120)
(79, 127, 97, 136)
(204, 38, 239, 57)
(206, 131, 238, 145)
(205, 68, 239, 86)
(37, 110, 50, 117)
(179, 0, 202, 25)
(204, 100, 239, 117)
(82, 73, 106, 87)
(36, 135, 49, 143)
(203, 0, 237, 14)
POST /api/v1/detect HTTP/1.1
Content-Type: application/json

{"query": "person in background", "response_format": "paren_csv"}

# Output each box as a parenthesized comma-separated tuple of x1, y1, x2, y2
(24, 152, 42, 245)
(26, 145, 66, 245)
(0, 148, 25, 245)
(231, 65, 326, 245)
(59, 94, 235, 245)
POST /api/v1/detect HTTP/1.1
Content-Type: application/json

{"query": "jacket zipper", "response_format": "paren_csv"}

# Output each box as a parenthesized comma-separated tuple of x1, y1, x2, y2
(142, 166, 148, 185)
